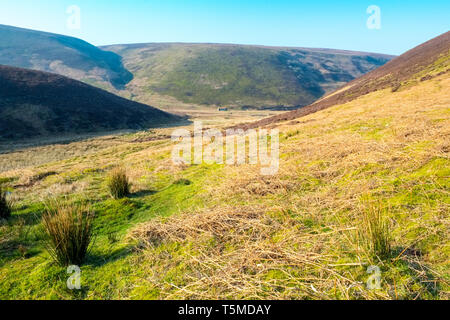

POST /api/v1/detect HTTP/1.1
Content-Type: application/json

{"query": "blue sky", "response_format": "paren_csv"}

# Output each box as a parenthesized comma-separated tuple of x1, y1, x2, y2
(0, 0, 448, 55)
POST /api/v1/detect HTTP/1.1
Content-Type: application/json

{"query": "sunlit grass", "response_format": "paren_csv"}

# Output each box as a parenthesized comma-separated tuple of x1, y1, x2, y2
(0, 73, 448, 300)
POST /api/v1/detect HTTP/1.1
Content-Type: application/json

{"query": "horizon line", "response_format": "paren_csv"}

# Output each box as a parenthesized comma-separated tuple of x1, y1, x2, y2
(1, 23, 399, 57)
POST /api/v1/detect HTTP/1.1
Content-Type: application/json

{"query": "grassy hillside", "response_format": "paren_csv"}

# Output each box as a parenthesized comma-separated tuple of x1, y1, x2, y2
(0, 65, 182, 141)
(103, 43, 393, 109)
(0, 24, 132, 89)
(0, 51, 447, 299)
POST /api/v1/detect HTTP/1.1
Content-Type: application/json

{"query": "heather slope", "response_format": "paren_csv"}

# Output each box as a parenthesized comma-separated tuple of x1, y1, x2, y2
(237, 31, 450, 129)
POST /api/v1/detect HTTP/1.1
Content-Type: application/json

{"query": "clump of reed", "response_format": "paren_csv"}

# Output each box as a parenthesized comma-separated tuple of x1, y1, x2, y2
(42, 200, 95, 266)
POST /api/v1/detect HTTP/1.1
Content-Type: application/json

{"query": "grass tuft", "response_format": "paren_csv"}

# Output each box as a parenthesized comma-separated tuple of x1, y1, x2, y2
(107, 168, 130, 199)
(359, 200, 392, 259)
(42, 200, 95, 266)
(0, 186, 13, 220)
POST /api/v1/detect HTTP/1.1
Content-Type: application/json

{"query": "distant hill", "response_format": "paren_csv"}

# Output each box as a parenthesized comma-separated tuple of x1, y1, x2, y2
(234, 31, 450, 129)
(102, 43, 394, 109)
(0, 65, 181, 140)
(0, 24, 132, 90)
(0, 24, 394, 110)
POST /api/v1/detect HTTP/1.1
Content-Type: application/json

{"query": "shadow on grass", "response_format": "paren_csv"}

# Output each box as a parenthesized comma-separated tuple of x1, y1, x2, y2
(391, 246, 442, 299)
(0, 212, 45, 267)
(9, 204, 44, 227)
(85, 244, 135, 268)
(60, 244, 138, 299)
(0, 240, 43, 267)
(129, 189, 158, 199)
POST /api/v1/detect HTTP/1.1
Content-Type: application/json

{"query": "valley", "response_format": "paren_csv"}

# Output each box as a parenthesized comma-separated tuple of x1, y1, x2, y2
(0, 31, 448, 300)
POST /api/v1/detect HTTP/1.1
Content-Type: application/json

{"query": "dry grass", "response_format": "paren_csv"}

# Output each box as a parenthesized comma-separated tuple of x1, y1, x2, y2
(0, 133, 130, 172)
(129, 206, 379, 299)
(129, 206, 263, 245)
(43, 181, 89, 197)
(224, 166, 300, 197)
(125, 75, 449, 300)
(42, 200, 95, 266)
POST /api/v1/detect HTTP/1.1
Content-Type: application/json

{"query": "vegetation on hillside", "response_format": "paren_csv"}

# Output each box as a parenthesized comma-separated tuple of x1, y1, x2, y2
(0, 30, 447, 301)
(104, 43, 392, 109)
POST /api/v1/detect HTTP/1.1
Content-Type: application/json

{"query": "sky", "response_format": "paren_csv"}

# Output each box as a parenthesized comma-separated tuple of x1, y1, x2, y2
(0, 0, 448, 55)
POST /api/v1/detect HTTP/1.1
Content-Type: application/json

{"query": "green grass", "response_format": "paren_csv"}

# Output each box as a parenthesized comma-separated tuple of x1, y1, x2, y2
(0, 154, 223, 299)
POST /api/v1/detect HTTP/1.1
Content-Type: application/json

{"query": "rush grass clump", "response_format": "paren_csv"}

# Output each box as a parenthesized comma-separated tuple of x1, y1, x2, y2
(0, 186, 12, 219)
(359, 200, 392, 259)
(107, 168, 130, 199)
(42, 200, 95, 266)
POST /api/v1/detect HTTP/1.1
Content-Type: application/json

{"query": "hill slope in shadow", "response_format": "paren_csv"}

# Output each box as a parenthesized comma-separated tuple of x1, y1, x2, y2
(0, 65, 182, 141)
(0, 24, 132, 90)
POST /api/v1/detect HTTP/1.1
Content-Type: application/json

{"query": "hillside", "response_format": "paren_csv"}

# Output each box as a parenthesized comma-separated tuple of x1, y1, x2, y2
(0, 24, 393, 110)
(103, 43, 393, 109)
(0, 24, 132, 89)
(0, 34, 448, 300)
(0, 65, 181, 141)
(236, 31, 450, 129)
